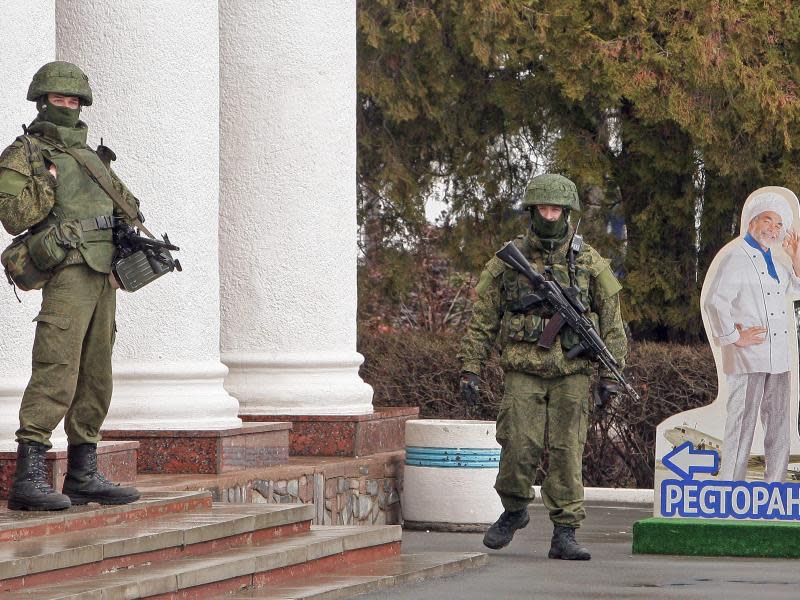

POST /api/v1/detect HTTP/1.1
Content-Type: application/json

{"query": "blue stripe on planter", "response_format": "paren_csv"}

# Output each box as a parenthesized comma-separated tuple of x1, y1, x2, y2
(405, 446, 501, 468)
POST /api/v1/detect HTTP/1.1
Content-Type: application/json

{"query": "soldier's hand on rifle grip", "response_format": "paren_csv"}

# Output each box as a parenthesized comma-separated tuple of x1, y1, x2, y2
(593, 377, 621, 409)
(460, 371, 481, 409)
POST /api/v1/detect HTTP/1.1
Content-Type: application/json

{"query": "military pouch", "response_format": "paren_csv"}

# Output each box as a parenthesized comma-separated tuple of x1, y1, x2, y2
(27, 226, 67, 272)
(26, 220, 84, 273)
(1, 233, 52, 292)
(560, 312, 600, 354)
(502, 312, 544, 343)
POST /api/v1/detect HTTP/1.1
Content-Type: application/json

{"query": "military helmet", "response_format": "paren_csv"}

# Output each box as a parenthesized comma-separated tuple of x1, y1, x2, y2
(27, 61, 93, 106)
(522, 173, 580, 211)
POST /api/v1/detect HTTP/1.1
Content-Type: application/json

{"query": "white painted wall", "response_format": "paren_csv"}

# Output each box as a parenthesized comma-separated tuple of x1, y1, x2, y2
(219, 0, 373, 414)
(55, 0, 240, 429)
(0, 0, 373, 444)
(0, 0, 57, 449)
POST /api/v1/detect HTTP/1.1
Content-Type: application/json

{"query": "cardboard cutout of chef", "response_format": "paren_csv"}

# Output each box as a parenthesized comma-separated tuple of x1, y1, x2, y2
(654, 187, 800, 520)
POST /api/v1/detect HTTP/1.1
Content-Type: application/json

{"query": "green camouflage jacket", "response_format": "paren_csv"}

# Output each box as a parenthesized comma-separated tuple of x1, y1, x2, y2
(458, 229, 627, 379)
(0, 121, 139, 273)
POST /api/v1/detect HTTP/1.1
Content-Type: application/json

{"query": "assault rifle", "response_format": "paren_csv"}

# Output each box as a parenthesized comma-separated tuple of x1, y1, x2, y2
(496, 241, 640, 402)
(112, 222, 182, 292)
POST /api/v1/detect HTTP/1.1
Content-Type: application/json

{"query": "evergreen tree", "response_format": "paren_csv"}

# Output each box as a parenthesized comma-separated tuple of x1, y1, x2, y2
(358, 0, 800, 341)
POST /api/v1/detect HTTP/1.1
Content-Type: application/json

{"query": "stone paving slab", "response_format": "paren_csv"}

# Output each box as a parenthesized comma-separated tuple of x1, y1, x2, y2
(247, 576, 389, 600)
(228, 552, 487, 599)
(0, 526, 402, 600)
(0, 502, 314, 581)
(0, 490, 212, 542)
(354, 502, 800, 600)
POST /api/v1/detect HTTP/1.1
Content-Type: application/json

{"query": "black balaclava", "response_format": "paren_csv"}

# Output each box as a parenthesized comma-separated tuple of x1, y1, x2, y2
(36, 97, 81, 128)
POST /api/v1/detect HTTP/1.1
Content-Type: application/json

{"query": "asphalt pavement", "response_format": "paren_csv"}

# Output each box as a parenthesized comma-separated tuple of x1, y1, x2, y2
(359, 501, 800, 600)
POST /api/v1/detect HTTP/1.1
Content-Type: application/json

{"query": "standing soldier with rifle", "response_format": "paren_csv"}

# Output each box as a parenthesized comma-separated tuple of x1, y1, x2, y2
(0, 62, 155, 510)
(458, 173, 630, 560)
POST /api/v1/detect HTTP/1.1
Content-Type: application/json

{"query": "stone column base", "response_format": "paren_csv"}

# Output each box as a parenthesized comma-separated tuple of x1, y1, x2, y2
(241, 407, 419, 457)
(0, 441, 139, 499)
(223, 352, 375, 416)
(101, 422, 291, 474)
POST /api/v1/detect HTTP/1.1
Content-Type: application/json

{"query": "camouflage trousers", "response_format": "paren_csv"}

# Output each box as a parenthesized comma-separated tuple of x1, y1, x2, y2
(494, 371, 590, 527)
(16, 264, 116, 448)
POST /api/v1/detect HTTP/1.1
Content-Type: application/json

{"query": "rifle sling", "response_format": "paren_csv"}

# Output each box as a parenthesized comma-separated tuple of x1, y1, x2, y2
(60, 147, 155, 239)
(537, 312, 565, 350)
(23, 133, 154, 239)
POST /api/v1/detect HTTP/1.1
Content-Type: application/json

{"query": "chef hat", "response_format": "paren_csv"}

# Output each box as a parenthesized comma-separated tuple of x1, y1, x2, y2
(742, 192, 793, 230)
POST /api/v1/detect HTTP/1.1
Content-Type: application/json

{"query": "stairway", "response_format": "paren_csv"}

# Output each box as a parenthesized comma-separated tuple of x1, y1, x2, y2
(0, 491, 484, 599)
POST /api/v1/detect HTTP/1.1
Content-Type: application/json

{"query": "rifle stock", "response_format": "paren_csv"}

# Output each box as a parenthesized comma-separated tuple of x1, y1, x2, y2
(496, 242, 545, 285)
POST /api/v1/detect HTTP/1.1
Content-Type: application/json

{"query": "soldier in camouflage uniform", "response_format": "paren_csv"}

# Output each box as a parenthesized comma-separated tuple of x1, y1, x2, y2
(0, 62, 140, 510)
(458, 173, 627, 560)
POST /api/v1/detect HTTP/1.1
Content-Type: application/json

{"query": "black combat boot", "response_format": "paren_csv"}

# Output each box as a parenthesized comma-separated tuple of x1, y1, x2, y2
(483, 508, 530, 549)
(548, 524, 591, 560)
(7, 441, 71, 511)
(62, 443, 140, 505)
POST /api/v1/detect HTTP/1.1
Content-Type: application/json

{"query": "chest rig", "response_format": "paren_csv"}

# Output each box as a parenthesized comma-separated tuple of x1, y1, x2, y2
(499, 233, 597, 353)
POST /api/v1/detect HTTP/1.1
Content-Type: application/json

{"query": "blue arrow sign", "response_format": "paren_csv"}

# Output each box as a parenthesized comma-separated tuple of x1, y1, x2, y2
(662, 441, 719, 480)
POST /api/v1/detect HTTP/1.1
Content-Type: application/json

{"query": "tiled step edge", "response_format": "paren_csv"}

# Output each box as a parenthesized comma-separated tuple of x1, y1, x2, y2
(0, 490, 212, 542)
(229, 551, 488, 599)
(0, 503, 315, 592)
(1, 525, 403, 600)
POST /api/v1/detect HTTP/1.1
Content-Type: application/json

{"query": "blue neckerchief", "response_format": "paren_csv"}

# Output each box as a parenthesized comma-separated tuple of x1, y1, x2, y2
(744, 233, 779, 282)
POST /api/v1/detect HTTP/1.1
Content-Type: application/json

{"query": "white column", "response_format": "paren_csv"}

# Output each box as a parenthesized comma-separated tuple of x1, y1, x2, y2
(0, 1, 57, 449)
(219, 0, 373, 415)
(56, 0, 241, 429)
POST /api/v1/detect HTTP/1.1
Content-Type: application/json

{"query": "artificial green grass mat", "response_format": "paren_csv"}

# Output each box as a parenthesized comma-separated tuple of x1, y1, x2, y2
(633, 517, 800, 558)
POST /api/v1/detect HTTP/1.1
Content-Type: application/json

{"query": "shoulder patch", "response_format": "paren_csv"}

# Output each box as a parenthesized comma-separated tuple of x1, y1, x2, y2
(596, 266, 623, 296)
(476, 257, 505, 295)
(0, 168, 29, 196)
(486, 256, 506, 278)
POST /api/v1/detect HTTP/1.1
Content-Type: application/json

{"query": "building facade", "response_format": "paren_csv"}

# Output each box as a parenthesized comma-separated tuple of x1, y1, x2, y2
(0, 0, 373, 450)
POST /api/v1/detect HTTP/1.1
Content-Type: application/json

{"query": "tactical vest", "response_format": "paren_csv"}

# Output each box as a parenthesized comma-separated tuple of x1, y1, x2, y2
(499, 236, 599, 353)
(32, 131, 115, 274)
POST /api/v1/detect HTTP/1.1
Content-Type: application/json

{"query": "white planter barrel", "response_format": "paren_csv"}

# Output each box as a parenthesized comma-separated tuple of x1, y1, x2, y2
(402, 419, 503, 531)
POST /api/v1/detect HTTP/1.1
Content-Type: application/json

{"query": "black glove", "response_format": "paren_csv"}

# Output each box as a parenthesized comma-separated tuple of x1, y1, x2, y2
(460, 371, 481, 409)
(593, 377, 621, 409)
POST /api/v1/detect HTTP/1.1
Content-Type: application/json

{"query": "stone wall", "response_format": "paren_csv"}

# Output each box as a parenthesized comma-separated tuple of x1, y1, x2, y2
(144, 451, 404, 526)
(248, 472, 401, 526)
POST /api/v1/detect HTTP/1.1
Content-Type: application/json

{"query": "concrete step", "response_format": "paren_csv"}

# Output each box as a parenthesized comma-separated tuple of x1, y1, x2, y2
(228, 551, 487, 599)
(1, 525, 402, 599)
(0, 490, 211, 542)
(0, 502, 315, 593)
